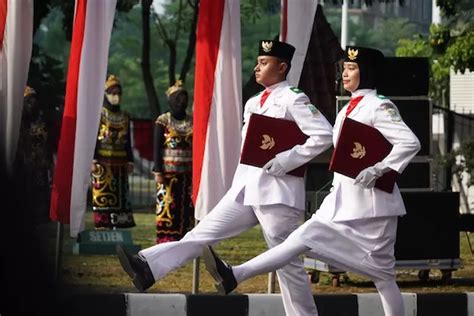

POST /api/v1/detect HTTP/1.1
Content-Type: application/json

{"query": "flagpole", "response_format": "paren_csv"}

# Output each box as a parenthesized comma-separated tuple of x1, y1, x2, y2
(341, 0, 348, 49)
(192, 257, 200, 293)
(54, 221, 64, 282)
(268, 271, 276, 293)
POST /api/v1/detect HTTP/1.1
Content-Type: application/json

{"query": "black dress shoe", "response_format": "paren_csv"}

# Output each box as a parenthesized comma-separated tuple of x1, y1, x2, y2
(202, 246, 237, 294)
(116, 244, 155, 292)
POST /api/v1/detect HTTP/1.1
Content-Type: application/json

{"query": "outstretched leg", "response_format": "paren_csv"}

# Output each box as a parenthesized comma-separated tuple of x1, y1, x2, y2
(232, 231, 310, 283)
(203, 229, 310, 291)
(117, 192, 258, 291)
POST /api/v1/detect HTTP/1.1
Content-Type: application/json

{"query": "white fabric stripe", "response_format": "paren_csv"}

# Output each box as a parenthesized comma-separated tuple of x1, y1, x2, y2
(284, 0, 317, 87)
(357, 292, 417, 316)
(126, 293, 187, 316)
(194, 0, 242, 220)
(0, 0, 33, 174)
(468, 292, 474, 316)
(70, 0, 116, 237)
(248, 293, 286, 316)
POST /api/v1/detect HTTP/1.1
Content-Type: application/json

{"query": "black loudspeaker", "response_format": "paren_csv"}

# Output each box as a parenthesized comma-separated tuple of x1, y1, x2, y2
(306, 162, 332, 192)
(378, 57, 429, 96)
(459, 214, 474, 232)
(395, 191, 460, 260)
(395, 99, 431, 156)
(398, 161, 431, 189)
(305, 190, 330, 221)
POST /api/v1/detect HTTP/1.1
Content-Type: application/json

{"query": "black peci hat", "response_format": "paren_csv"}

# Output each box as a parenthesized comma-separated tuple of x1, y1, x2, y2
(258, 40, 296, 64)
(344, 46, 384, 89)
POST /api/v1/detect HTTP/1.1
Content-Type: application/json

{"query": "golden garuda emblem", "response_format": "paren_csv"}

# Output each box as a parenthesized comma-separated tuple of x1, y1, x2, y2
(260, 134, 275, 150)
(262, 41, 273, 53)
(350, 142, 366, 159)
(347, 48, 359, 61)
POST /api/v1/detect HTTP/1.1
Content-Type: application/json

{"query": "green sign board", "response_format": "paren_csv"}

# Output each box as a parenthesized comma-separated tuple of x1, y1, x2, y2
(73, 229, 141, 255)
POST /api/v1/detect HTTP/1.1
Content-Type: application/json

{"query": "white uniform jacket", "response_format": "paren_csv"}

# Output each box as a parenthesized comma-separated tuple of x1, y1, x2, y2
(318, 89, 421, 221)
(228, 80, 333, 210)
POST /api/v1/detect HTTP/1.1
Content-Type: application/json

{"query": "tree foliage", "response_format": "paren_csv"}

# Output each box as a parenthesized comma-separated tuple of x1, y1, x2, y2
(151, 0, 198, 86)
(31, 0, 416, 119)
(396, 0, 474, 106)
(137, 0, 199, 116)
(30, 0, 140, 115)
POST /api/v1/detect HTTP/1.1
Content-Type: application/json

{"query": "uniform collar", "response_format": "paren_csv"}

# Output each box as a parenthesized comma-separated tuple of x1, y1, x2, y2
(343, 89, 376, 118)
(255, 80, 288, 114)
(350, 88, 375, 98)
(264, 80, 288, 93)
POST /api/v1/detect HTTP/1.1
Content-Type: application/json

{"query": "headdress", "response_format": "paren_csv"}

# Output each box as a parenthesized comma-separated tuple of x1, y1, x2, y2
(166, 80, 184, 98)
(104, 74, 121, 91)
(24, 86, 36, 97)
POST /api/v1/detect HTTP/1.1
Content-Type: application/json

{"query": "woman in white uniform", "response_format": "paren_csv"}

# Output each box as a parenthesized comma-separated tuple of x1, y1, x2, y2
(204, 46, 421, 316)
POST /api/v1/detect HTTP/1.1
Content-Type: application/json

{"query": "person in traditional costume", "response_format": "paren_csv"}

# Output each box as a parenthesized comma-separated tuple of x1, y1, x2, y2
(91, 75, 135, 229)
(16, 86, 53, 225)
(153, 80, 194, 243)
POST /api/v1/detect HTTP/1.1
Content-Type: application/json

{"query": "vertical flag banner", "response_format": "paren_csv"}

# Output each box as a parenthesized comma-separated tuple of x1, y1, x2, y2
(0, 0, 33, 174)
(50, 0, 117, 237)
(280, 0, 318, 86)
(282, 2, 344, 123)
(193, 0, 242, 220)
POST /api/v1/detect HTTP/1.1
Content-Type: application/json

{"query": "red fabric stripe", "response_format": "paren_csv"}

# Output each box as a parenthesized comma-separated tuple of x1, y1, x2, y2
(260, 89, 270, 107)
(49, 0, 88, 224)
(192, 0, 225, 206)
(345, 95, 364, 116)
(280, 0, 288, 42)
(0, 0, 7, 50)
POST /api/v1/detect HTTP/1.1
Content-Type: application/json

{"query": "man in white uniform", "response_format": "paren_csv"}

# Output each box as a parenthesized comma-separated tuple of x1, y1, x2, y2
(203, 46, 421, 316)
(117, 40, 333, 316)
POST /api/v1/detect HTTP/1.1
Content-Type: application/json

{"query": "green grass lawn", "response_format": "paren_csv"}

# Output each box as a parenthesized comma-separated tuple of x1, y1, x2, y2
(58, 212, 474, 295)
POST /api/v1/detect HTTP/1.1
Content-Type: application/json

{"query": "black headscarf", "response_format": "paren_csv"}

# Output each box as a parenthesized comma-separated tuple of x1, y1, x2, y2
(344, 46, 384, 89)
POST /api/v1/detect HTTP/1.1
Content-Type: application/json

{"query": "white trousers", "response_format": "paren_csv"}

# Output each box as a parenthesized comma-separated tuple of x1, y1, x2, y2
(140, 190, 318, 316)
(233, 213, 404, 316)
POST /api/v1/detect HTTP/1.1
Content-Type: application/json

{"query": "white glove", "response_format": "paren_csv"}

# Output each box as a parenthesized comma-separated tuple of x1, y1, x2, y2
(262, 158, 286, 176)
(354, 162, 389, 189)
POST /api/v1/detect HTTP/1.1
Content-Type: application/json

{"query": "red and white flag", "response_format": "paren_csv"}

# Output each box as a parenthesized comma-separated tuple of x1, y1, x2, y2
(280, 0, 318, 86)
(0, 0, 33, 174)
(193, 0, 242, 220)
(50, 0, 117, 237)
(281, 2, 344, 123)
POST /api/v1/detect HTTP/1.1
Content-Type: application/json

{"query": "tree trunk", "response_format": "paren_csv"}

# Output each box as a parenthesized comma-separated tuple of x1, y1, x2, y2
(168, 40, 177, 86)
(180, 0, 199, 83)
(141, 0, 160, 116)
